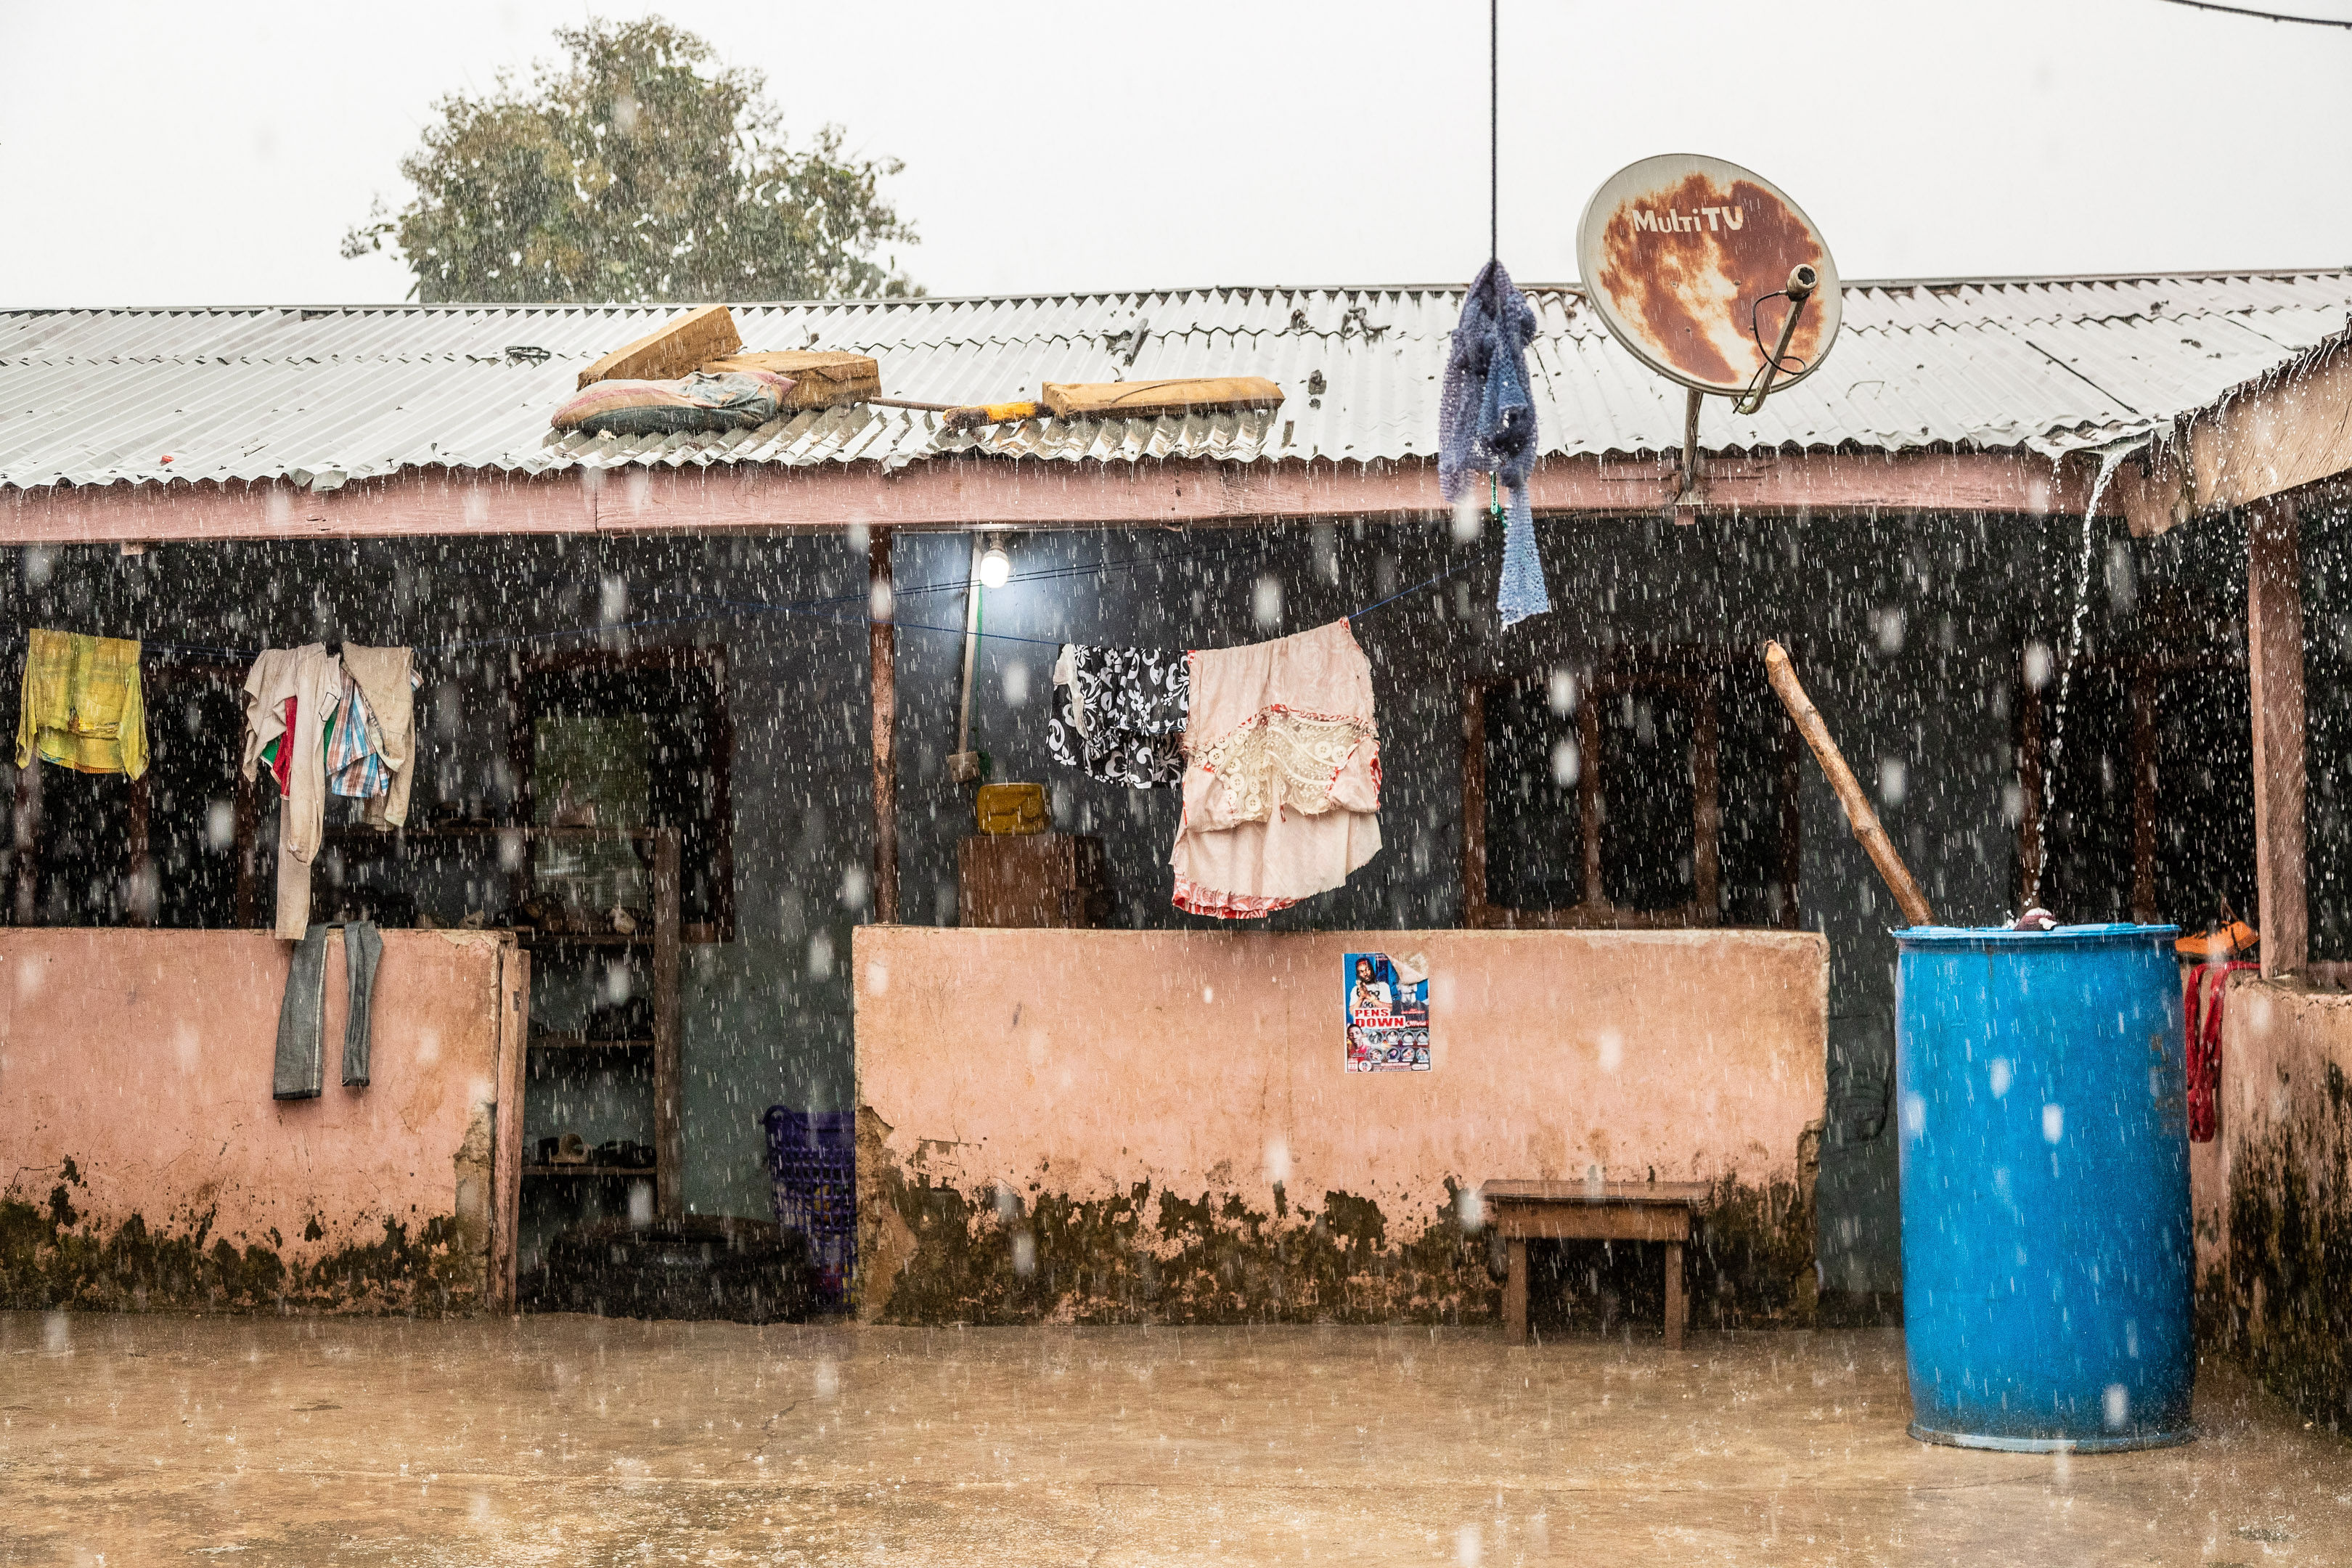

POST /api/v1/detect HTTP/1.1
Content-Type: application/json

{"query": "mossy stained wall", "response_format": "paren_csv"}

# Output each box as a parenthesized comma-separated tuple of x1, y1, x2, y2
(2206, 977, 2352, 1419)
(854, 925, 1826, 1323)
(0, 928, 510, 1311)
(855, 1114, 1820, 1328)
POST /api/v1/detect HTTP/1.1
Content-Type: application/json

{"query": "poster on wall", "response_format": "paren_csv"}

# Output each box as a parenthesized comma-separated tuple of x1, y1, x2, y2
(1344, 950, 1431, 1072)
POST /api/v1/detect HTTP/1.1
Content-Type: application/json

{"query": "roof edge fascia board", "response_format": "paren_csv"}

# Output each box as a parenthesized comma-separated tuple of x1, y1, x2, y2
(2115, 330, 2352, 536)
(0, 449, 2107, 545)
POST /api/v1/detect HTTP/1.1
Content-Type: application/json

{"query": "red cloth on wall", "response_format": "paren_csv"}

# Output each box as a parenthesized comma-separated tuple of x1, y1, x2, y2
(2184, 960, 2258, 1143)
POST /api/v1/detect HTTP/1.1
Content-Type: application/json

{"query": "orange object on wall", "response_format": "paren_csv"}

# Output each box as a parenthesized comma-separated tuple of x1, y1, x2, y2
(2176, 920, 2258, 960)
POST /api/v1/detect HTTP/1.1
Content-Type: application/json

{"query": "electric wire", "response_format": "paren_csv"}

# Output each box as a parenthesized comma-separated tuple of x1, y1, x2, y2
(2149, 0, 2352, 25)
(118, 538, 1500, 665)
(657, 547, 1490, 650)
(123, 538, 1286, 659)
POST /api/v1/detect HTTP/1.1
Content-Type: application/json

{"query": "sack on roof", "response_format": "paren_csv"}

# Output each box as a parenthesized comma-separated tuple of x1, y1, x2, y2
(551, 369, 796, 437)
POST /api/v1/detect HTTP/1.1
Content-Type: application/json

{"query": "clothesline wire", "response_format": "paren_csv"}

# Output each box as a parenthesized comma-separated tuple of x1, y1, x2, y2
(657, 547, 1484, 652)
(439, 536, 1486, 653)
(144, 535, 1350, 658)
(437, 611, 733, 653)
(140, 611, 729, 663)
(601, 536, 1262, 620)
(775, 532, 1326, 611)
(1354, 556, 1482, 624)
(142, 641, 269, 661)
(112, 539, 1493, 666)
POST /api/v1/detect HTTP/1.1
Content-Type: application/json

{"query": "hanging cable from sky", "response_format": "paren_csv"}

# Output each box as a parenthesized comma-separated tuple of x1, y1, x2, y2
(1440, 0, 1551, 629)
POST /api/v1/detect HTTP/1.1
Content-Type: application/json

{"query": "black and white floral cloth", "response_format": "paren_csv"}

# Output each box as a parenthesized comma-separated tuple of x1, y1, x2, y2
(1046, 643, 1191, 788)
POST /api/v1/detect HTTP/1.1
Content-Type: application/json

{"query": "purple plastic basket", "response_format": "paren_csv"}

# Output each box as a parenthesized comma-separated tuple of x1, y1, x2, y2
(763, 1108, 855, 1305)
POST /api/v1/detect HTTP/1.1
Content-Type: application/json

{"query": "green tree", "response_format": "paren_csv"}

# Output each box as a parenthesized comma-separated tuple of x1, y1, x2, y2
(343, 19, 919, 303)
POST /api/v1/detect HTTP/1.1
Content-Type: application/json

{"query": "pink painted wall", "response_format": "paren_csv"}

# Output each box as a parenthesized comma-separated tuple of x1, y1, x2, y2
(0, 929, 521, 1289)
(855, 928, 1828, 1215)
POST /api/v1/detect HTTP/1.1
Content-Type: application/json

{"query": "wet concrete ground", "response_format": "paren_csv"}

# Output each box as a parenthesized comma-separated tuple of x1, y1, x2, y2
(1, 1313, 2345, 1566)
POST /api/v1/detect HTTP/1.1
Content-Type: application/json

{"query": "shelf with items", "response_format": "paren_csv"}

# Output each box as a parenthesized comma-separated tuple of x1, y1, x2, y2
(321, 822, 658, 847)
(306, 819, 684, 946)
(528, 1032, 654, 1053)
(317, 827, 658, 841)
(518, 825, 684, 1223)
(305, 821, 717, 945)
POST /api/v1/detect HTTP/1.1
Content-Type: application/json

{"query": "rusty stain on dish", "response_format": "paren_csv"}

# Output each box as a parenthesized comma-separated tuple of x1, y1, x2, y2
(1596, 173, 1828, 391)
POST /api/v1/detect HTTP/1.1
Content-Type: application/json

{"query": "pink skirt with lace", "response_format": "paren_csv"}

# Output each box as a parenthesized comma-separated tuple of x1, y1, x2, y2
(1168, 619, 1381, 920)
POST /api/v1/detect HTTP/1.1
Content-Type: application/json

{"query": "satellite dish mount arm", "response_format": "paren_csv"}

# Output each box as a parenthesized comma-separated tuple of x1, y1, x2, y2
(1731, 264, 1821, 417)
(1683, 264, 1821, 504)
(1679, 265, 1821, 502)
(1678, 388, 1704, 503)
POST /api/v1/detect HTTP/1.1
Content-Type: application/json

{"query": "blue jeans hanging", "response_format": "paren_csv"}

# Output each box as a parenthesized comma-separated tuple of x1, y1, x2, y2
(272, 922, 383, 1099)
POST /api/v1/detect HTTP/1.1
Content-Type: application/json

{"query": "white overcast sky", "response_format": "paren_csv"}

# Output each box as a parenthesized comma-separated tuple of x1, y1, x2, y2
(3, 0, 2349, 306)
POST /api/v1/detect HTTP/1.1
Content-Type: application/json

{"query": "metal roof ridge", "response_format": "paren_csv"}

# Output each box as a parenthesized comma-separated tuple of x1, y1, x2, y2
(0, 289, 1471, 315)
(1838, 266, 2352, 290)
(2, 267, 2349, 317)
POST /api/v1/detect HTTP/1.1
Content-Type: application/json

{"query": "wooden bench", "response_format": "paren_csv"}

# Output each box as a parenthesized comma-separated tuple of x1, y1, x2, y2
(1479, 1181, 1709, 1349)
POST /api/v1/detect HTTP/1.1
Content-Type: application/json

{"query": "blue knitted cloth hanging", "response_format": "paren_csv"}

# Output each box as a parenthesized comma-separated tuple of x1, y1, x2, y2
(1439, 259, 1551, 627)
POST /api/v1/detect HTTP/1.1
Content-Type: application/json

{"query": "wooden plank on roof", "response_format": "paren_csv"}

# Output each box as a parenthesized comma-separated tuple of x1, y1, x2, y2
(1040, 377, 1285, 420)
(701, 350, 881, 409)
(576, 305, 743, 390)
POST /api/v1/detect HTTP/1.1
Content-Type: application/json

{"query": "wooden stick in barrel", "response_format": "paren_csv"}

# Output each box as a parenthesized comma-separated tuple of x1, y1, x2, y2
(1762, 640, 1938, 928)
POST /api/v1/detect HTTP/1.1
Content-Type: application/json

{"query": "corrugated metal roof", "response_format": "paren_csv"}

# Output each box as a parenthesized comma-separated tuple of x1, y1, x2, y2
(3, 272, 2347, 491)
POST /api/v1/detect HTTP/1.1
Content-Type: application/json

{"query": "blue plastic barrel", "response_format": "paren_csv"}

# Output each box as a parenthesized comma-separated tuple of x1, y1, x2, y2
(1894, 923, 2193, 1451)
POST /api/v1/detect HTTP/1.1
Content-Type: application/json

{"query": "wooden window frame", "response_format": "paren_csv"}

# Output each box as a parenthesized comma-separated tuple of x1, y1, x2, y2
(510, 643, 736, 944)
(1463, 650, 1801, 932)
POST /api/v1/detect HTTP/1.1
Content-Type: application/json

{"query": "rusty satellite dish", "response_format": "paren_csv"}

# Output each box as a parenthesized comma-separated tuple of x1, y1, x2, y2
(1576, 153, 1841, 410)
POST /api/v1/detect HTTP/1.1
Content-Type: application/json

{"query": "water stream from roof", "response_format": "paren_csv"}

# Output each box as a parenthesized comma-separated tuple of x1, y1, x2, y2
(2031, 444, 2133, 910)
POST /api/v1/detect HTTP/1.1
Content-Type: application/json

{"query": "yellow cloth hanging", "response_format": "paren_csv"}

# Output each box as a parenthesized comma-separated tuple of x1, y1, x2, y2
(15, 629, 147, 779)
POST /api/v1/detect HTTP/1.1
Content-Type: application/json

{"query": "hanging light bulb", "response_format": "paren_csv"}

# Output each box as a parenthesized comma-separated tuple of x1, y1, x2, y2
(979, 536, 1011, 589)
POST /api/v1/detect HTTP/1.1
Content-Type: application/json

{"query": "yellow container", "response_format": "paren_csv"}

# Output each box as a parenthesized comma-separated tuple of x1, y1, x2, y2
(976, 783, 1048, 836)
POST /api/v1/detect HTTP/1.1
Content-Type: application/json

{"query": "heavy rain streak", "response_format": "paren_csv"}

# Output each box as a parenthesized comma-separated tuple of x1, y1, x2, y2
(4, 3, 2352, 1563)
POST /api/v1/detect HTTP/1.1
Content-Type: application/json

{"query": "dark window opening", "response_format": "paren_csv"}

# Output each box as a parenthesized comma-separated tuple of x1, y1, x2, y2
(146, 666, 246, 928)
(2019, 652, 2256, 931)
(1599, 685, 1699, 911)
(1466, 652, 1800, 930)
(25, 768, 133, 926)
